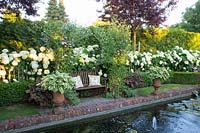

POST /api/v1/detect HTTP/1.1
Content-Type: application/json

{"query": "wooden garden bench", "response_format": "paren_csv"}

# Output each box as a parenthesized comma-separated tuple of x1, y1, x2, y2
(71, 70, 108, 97)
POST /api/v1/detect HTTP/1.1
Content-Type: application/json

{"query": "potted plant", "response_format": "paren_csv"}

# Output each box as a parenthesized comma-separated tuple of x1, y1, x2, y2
(147, 66, 170, 95)
(41, 71, 75, 106)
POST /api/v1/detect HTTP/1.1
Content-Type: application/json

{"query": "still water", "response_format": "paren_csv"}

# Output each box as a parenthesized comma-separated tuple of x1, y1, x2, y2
(44, 98, 200, 133)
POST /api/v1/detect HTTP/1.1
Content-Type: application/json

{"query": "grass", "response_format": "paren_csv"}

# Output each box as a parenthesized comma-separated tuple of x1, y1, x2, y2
(136, 84, 194, 96)
(0, 104, 39, 121)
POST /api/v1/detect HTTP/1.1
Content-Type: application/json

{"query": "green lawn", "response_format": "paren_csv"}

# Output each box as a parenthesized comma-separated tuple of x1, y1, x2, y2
(136, 84, 193, 96)
(0, 104, 39, 120)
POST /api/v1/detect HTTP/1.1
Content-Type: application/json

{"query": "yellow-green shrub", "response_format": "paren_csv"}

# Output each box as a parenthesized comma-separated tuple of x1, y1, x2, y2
(138, 28, 200, 52)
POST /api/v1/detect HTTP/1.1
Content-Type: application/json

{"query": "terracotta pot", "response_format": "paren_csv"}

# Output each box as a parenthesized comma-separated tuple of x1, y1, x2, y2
(152, 78, 161, 95)
(52, 92, 65, 106)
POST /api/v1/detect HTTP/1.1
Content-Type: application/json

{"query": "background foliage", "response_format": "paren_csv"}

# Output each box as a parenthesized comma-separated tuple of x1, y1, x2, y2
(138, 28, 200, 52)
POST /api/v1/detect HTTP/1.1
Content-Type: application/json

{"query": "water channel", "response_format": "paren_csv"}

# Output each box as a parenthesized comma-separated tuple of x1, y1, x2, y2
(42, 96, 200, 133)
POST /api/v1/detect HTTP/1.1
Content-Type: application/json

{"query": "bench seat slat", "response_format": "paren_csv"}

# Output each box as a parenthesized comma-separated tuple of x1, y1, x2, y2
(75, 85, 106, 91)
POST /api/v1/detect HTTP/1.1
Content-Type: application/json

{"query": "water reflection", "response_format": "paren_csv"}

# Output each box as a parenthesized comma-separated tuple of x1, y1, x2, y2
(43, 99, 200, 133)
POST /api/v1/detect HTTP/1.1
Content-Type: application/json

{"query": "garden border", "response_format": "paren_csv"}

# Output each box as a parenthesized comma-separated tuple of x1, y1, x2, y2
(1, 85, 200, 132)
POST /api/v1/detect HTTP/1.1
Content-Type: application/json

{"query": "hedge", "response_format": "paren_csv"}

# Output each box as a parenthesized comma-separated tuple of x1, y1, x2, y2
(0, 80, 33, 106)
(171, 72, 200, 84)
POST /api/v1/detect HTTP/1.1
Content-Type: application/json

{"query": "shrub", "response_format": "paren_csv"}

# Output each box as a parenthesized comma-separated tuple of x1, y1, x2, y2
(0, 80, 33, 106)
(139, 72, 153, 87)
(138, 28, 200, 52)
(171, 72, 200, 84)
(27, 83, 53, 107)
(124, 73, 144, 88)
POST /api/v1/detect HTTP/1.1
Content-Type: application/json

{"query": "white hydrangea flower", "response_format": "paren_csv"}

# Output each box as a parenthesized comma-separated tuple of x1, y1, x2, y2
(0, 70, 6, 76)
(37, 71, 42, 75)
(31, 61, 39, 69)
(1, 53, 10, 65)
(46, 52, 54, 61)
(12, 60, 18, 66)
(2, 49, 9, 53)
(103, 73, 107, 78)
(44, 69, 50, 75)
(87, 45, 94, 52)
(40, 46, 46, 52)
(19, 51, 29, 60)
(30, 49, 37, 55)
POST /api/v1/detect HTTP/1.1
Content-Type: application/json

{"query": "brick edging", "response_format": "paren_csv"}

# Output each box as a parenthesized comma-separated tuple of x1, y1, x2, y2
(0, 86, 199, 132)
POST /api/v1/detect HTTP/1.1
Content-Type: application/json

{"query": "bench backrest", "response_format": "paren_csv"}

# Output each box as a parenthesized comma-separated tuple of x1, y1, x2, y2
(71, 70, 98, 86)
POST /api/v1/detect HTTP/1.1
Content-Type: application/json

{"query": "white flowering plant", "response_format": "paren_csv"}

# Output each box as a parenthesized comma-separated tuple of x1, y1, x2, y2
(127, 46, 200, 72)
(0, 47, 55, 83)
(71, 45, 101, 70)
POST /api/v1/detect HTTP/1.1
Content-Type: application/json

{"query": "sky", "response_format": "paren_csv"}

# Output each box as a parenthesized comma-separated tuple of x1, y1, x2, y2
(28, 0, 199, 27)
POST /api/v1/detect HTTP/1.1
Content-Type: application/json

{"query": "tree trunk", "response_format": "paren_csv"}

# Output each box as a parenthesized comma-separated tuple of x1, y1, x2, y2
(131, 29, 137, 51)
(133, 31, 137, 51)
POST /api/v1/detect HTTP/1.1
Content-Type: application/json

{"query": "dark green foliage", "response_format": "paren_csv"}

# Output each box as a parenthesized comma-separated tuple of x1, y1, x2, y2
(27, 84, 53, 107)
(0, 80, 33, 106)
(0, 20, 46, 51)
(124, 73, 144, 89)
(171, 72, 200, 84)
(58, 0, 68, 22)
(64, 90, 80, 105)
(176, 1, 200, 32)
(123, 87, 137, 98)
(45, 0, 59, 21)
(140, 72, 153, 87)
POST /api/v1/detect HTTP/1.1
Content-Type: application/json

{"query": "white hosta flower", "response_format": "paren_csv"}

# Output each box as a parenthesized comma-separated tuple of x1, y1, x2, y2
(12, 60, 18, 66)
(40, 46, 46, 52)
(31, 61, 39, 69)
(19, 51, 29, 60)
(3, 79, 9, 83)
(44, 69, 50, 75)
(2, 49, 9, 53)
(1, 53, 9, 65)
(0, 70, 6, 76)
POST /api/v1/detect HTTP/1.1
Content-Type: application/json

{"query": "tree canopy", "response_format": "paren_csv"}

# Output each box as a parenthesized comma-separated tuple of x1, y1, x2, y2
(0, 0, 39, 18)
(176, 1, 200, 32)
(45, 0, 68, 22)
(98, 0, 178, 50)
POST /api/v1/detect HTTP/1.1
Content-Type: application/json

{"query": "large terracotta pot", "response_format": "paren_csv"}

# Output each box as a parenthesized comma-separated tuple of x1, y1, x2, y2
(52, 92, 65, 106)
(152, 78, 161, 95)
